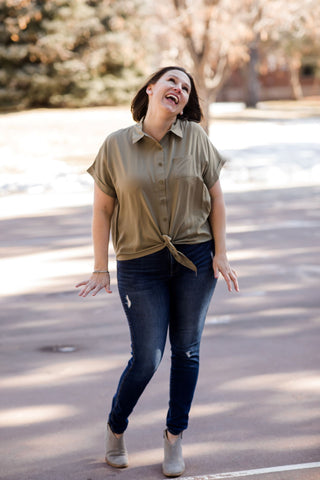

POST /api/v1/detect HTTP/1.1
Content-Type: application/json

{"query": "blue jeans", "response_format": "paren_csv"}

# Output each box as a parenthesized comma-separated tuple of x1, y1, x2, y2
(108, 240, 217, 435)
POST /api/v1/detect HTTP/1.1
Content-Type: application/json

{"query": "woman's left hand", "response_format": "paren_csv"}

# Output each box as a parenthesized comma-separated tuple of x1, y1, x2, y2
(213, 253, 239, 292)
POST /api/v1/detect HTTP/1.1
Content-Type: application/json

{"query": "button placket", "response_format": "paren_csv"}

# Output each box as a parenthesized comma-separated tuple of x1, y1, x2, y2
(156, 149, 168, 231)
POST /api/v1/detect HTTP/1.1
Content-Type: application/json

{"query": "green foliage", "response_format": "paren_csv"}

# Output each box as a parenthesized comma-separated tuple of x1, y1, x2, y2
(0, 0, 149, 110)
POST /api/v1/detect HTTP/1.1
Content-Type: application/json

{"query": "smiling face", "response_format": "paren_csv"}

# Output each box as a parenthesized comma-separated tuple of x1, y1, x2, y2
(146, 69, 191, 117)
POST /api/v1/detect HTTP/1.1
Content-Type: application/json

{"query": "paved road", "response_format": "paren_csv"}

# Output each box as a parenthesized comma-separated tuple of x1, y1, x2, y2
(1, 185, 320, 480)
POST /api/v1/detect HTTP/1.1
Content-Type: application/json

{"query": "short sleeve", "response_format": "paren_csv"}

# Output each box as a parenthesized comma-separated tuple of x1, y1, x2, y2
(87, 138, 117, 198)
(202, 134, 226, 190)
(203, 138, 226, 190)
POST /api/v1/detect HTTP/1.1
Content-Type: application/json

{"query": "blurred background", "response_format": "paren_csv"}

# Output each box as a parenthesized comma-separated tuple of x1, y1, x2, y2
(1, 0, 320, 118)
(1, 0, 320, 200)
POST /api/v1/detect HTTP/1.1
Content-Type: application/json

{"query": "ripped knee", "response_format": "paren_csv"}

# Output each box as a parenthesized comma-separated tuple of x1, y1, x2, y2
(171, 344, 200, 362)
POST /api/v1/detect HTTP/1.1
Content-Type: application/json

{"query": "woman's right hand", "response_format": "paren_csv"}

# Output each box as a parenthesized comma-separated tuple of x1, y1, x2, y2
(75, 272, 112, 297)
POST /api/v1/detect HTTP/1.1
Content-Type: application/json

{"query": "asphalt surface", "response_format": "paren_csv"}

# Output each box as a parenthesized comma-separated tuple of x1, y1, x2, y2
(1, 184, 320, 480)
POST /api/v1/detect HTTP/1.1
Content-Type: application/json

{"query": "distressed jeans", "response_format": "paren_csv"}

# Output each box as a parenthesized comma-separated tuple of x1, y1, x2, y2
(108, 240, 217, 435)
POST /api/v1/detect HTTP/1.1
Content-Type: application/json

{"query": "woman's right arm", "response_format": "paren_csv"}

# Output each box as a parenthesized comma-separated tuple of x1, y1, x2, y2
(76, 183, 115, 297)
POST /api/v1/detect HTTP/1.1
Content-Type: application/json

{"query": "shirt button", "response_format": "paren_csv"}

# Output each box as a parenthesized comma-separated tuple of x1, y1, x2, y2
(159, 180, 164, 185)
(158, 162, 163, 167)
(163, 218, 168, 222)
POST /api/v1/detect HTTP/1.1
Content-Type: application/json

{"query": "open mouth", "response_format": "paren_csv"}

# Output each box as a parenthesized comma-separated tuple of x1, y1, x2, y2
(165, 94, 179, 104)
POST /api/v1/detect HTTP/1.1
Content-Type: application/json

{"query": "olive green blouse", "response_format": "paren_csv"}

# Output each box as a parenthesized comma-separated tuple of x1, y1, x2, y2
(87, 119, 225, 272)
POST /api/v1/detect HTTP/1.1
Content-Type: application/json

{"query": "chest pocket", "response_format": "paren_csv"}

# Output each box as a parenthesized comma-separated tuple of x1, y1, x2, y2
(168, 155, 210, 218)
(171, 155, 202, 180)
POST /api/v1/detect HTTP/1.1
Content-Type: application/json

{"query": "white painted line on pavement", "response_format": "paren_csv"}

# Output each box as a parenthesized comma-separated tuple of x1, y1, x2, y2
(175, 461, 320, 480)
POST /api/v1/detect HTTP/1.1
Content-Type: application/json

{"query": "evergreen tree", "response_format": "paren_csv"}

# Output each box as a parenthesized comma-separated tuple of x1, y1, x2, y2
(0, 0, 150, 110)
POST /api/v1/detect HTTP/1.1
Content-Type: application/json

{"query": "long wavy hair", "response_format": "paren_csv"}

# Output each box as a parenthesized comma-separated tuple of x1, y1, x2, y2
(131, 66, 203, 123)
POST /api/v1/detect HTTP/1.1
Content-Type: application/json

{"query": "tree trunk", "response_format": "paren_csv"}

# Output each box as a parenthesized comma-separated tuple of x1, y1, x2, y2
(244, 41, 260, 108)
(288, 57, 303, 100)
(197, 84, 211, 134)
(202, 98, 210, 134)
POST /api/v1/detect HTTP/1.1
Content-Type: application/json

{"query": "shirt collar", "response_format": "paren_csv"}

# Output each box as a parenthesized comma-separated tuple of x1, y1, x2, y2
(131, 118, 184, 144)
(169, 119, 183, 138)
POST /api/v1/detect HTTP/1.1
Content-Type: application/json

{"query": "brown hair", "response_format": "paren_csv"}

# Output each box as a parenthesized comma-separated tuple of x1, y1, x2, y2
(131, 66, 203, 123)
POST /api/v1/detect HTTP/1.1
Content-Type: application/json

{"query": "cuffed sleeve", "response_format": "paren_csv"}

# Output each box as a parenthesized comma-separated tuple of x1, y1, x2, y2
(202, 134, 226, 190)
(87, 139, 117, 198)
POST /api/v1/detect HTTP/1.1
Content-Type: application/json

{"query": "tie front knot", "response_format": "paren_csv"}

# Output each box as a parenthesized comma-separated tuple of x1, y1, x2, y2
(162, 234, 172, 246)
(161, 235, 197, 273)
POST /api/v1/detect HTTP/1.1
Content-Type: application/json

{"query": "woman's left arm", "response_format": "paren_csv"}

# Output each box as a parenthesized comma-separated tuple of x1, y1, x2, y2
(209, 180, 239, 292)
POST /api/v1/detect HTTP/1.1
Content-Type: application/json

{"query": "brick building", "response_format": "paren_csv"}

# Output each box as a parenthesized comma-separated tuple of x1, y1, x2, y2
(217, 63, 320, 102)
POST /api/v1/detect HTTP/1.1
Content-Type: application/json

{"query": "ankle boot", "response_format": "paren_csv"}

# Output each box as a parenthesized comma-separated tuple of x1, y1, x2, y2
(162, 429, 185, 477)
(105, 424, 129, 468)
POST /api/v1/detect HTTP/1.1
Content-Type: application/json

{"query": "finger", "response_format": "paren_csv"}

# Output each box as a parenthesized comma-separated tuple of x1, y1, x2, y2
(78, 287, 90, 297)
(79, 282, 96, 297)
(212, 262, 220, 279)
(104, 277, 112, 294)
(221, 271, 232, 292)
(231, 274, 240, 292)
(91, 284, 104, 296)
(75, 280, 89, 288)
(229, 269, 239, 292)
(224, 271, 239, 292)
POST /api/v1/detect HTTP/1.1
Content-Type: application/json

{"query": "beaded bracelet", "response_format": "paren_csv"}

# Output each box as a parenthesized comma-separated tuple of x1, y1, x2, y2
(93, 270, 109, 274)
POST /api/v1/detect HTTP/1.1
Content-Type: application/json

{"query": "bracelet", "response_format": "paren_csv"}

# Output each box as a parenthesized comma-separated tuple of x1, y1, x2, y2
(93, 270, 109, 274)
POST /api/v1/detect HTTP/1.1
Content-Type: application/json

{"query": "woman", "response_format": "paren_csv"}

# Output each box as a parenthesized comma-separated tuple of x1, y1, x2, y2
(76, 66, 239, 477)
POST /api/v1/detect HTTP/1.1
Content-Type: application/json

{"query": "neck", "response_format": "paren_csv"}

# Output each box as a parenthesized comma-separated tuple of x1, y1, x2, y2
(143, 108, 177, 142)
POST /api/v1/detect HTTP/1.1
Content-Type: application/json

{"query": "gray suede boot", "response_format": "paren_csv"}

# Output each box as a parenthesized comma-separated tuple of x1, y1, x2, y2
(105, 424, 129, 468)
(162, 429, 185, 477)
